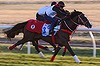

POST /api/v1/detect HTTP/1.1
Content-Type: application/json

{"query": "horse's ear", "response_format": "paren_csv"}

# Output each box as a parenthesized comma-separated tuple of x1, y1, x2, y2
(74, 9, 77, 12)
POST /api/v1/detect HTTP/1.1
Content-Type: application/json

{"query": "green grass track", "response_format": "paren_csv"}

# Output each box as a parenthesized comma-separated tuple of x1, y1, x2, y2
(0, 44, 100, 66)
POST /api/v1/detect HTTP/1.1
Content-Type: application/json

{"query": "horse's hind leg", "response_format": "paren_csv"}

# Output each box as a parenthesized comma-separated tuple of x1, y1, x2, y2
(32, 41, 45, 58)
(36, 40, 50, 51)
(17, 44, 24, 50)
(16, 40, 50, 51)
(8, 38, 28, 50)
(32, 41, 40, 53)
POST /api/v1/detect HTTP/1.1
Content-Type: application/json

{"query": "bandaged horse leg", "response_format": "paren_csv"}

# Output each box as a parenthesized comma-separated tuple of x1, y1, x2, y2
(36, 40, 49, 51)
(62, 42, 70, 56)
(16, 40, 51, 51)
(32, 41, 45, 58)
(65, 42, 81, 63)
(16, 44, 24, 50)
(8, 38, 28, 50)
(16, 40, 49, 51)
(50, 46, 61, 62)
(8, 44, 17, 50)
(62, 46, 67, 56)
(49, 43, 56, 52)
(38, 52, 45, 58)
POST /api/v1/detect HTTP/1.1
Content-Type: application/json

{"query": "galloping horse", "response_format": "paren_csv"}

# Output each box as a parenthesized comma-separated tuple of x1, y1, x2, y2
(4, 10, 92, 63)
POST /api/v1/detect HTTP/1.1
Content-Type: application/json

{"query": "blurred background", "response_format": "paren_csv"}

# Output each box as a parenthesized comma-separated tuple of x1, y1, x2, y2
(0, 0, 100, 66)
(0, 0, 100, 46)
(0, 0, 100, 27)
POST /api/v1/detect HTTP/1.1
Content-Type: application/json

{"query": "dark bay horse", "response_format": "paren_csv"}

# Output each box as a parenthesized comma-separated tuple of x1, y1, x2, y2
(4, 10, 92, 63)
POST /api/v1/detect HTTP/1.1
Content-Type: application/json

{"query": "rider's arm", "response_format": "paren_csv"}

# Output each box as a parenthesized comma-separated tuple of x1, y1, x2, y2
(52, 6, 66, 17)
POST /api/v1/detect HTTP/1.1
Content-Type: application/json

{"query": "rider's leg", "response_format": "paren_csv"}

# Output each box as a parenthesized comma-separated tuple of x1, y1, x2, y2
(44, 14, 56, 33)
(36, 13, 45, 21)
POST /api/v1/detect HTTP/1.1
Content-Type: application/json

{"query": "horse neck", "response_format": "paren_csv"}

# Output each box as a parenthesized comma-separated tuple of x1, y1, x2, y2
(61, 19, 78, 32)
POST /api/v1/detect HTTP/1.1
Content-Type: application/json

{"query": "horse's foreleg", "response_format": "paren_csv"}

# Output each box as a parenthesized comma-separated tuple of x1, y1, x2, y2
(65, 42, 81, 63)
(50, 46, 61, 62)
(62, 46, 67, 56)
(32, 41, 45, 58)
(50, 43, 56, 51)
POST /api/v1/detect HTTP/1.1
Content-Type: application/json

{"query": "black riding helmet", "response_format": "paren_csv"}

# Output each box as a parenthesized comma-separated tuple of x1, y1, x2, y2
(58, 1, 65, 8)
(51, 1, 57, 6)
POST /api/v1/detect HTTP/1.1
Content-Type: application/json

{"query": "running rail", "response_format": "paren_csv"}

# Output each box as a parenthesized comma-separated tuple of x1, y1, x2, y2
(77, 28, 100, 57)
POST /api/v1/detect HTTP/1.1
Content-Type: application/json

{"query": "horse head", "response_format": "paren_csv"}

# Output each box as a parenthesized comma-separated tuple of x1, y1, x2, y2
(70, 10, 92, 28)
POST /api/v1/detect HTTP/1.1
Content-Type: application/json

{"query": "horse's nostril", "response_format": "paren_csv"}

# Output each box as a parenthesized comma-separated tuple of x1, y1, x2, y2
(89, 24, 92, 28)
(90, 24, 92, 28)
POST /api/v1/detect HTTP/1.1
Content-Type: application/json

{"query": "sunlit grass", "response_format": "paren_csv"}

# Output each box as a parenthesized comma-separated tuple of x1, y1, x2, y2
(0, 44, 100, 66)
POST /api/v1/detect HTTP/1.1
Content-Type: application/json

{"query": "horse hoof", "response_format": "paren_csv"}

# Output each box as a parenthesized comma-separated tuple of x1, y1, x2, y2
(38, 52, 45, 58)
(7, 46, 13, 50)
(7, 45, 16, 50)
(74, 55, 81, 63)
(52, 50, 55, 53)
(50, 55, 55, 62)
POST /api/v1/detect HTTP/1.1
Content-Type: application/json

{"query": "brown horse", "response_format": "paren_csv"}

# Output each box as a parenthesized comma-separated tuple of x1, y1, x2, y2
(3, 22, 53, 51)
(4, 10, 92, 63)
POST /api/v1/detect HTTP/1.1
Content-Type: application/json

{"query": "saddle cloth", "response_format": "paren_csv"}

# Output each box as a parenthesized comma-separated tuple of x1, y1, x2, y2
(26, 19, 60, 36)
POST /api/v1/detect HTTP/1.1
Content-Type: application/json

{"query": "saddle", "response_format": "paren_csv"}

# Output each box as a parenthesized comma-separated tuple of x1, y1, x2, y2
(26, 19, 60, 36)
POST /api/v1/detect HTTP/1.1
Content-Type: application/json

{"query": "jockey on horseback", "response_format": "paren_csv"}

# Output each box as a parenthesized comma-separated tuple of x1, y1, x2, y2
(36, 1, 57, 21)
(44, 1, 69, 34)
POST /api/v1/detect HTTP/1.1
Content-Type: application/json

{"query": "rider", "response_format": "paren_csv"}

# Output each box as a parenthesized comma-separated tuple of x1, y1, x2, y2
(57, 1, 70, 18)
(44, 1, 69, 33)
(36, 1, 57, 21)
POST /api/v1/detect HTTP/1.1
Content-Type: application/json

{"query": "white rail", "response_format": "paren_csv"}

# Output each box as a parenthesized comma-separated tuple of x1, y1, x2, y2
(77, 27, 100, 57)
(0, 25, 100, 56)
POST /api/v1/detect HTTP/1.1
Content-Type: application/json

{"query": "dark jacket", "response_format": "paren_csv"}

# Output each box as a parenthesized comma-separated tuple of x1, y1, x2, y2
(52, 5, 67, 18)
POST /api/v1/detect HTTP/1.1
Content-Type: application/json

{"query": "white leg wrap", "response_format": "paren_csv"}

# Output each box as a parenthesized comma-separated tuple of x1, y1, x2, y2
(74, 55, 81, 63)
(38, 52, 45, 58)
(17, 44, 23, 50)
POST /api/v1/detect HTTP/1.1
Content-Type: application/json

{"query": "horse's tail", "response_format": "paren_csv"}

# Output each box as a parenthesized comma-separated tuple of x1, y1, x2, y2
(3, 22, 27, 39)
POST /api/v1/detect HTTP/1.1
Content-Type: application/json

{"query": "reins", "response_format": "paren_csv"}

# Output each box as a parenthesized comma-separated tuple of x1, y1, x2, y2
(61, 14, 84, 35)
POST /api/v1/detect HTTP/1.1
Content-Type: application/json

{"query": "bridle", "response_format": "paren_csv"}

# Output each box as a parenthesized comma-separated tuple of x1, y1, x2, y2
(70, 14, 88, 26)
(62, 13, 89, 34)
(78, 14, 88, 25)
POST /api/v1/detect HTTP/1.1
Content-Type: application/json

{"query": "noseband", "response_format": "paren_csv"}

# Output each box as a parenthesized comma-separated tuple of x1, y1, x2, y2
(68, 13, 89, 26)
(78, 14, 88, 25)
